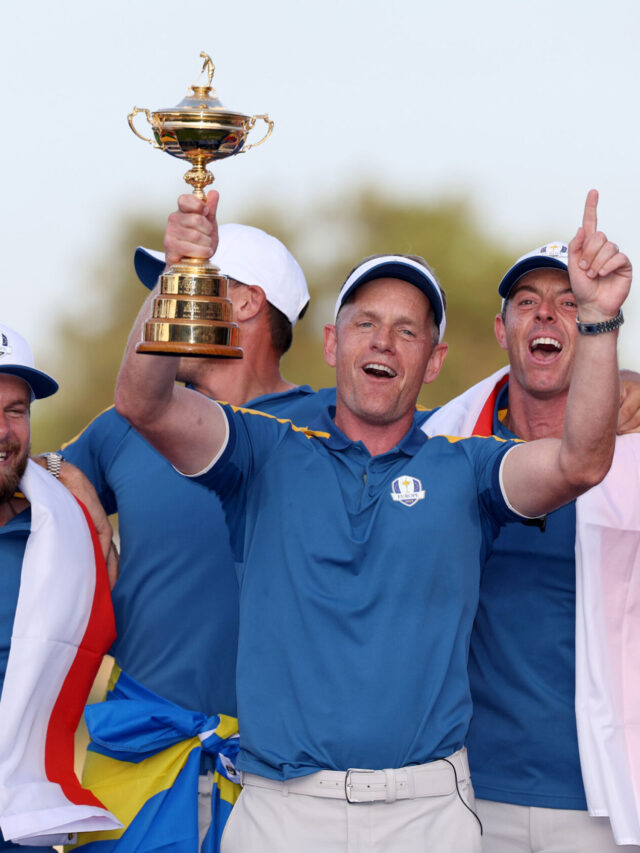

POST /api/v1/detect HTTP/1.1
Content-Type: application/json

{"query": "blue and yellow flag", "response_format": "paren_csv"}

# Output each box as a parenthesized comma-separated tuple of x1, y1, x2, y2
(69, 667, 240, 853)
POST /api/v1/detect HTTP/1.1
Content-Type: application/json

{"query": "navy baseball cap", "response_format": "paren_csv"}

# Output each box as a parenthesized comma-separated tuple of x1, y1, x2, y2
(0, 324, 58, 400)
(499, 242, 569, 300)
(334, 255, 447, 342)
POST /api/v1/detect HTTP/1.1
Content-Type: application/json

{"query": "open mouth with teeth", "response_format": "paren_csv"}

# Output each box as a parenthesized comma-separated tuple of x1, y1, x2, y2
(363, 363, 398, 378)
(529, 337, 563, 360)
(0, 442, 20, 464)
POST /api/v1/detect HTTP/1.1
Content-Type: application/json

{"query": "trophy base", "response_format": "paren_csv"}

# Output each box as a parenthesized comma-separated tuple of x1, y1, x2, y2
(136, 340, 243, 358)
(137, 258, 243, 359)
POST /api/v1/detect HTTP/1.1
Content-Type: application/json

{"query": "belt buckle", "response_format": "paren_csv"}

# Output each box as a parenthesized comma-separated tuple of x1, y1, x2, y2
(345, 767, 377, 803)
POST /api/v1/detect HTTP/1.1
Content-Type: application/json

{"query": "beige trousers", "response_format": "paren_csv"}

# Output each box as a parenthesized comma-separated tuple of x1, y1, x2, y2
(221, 750, 482, 853)
(198, 772, 215, 851)
(477, 798, 640, 853)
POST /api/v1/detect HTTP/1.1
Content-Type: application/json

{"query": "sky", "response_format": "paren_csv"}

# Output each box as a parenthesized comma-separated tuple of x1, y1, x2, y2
(3, 0, 640, 367)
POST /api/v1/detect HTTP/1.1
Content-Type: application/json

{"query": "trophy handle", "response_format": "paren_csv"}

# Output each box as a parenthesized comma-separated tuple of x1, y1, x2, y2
(241, 114, 274, 153)
(128, 106, 163, 149)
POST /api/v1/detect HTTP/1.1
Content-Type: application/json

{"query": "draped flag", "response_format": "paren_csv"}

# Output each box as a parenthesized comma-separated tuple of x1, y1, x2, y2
(70, 667, 241, 853)
(423, 367, 640, 845)
(0, 460, 120, 846)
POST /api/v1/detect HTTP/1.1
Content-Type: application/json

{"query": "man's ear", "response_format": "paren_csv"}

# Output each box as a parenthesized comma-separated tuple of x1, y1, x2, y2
(234, 285, 266, 322)
(324, 324, 337, 368)
(423, 342, 448, 385)
(494, 313, 508, 351)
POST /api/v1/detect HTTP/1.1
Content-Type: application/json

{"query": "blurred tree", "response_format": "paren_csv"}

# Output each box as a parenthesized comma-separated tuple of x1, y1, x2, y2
(31, 217, 164, 452)
(32, 189, 515, 451)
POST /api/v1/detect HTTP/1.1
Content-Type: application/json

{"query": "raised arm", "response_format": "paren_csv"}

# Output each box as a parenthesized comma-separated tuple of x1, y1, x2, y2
(115, 191, 228, 475)
(502, 190, 631, 516)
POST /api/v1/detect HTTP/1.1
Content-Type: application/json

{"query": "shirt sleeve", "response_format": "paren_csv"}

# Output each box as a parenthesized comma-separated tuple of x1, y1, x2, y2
(190, 404, 292, 554)
(454, 436, 526, 567)
(463, 435, 529, 524)
(60, 408, 128, 515)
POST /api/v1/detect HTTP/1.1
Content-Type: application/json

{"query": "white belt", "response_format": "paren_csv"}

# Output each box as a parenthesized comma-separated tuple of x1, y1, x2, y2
(242, 748, 469, 804)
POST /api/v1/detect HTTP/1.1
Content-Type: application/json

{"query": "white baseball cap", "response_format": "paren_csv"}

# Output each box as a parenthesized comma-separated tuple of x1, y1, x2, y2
(0, 324, 58, 399)
(334, 254, 447, 342)
(499, 241, 569, 300)
(134, 224, 310, 325)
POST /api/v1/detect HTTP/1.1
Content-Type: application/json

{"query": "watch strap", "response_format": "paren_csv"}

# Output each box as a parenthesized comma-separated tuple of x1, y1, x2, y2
(576, 309, 624, 335)
(42, 452, 63, 479)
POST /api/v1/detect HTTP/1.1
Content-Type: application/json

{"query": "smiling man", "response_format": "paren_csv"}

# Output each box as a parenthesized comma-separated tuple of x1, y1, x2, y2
(424, 229, 640, 852)
(114, 190, 630, 853)
(496, 245, 582, 434)
(0, 325, 117, 850)
(0, 376, 30, 512)
(324, 253, 448, 451)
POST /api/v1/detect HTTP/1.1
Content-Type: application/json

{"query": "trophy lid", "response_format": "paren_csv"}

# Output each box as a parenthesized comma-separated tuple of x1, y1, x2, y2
(156, 52, 249, 120)
(127, 50, 274, 202)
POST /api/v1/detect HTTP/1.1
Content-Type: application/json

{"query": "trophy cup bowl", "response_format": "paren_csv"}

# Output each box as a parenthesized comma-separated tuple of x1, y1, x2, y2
(128, 52, 274, 357)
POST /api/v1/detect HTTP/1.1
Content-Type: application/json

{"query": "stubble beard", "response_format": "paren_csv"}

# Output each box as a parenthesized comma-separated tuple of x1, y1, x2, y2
(0, 443, 29, 504)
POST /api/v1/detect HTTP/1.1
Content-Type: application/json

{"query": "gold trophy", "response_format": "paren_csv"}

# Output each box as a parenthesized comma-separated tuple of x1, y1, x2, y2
(128, 52, 273, 357)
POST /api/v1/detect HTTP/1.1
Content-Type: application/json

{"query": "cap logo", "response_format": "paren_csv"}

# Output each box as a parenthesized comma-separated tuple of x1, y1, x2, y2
(0, 333, 12, 358)
(390, 475, 425, 507)
(540, 243, 568, 257)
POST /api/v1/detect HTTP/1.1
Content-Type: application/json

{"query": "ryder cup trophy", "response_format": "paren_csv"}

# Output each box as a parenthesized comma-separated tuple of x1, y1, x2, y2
(128, 52, 273, 357)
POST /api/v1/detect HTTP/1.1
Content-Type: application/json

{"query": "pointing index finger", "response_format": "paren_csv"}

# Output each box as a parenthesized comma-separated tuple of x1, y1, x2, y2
(582, 189, 599, 236)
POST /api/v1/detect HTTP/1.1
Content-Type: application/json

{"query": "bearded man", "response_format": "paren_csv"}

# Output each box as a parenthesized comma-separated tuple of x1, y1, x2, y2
(0, 325, 118, 851)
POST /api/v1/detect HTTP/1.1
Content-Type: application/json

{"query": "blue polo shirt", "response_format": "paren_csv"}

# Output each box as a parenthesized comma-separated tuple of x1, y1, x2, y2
(466, 383, 584, 809)
(0, 508, 29, 699)
(61, 385, 334, 716)
(194, 402, 522, 779)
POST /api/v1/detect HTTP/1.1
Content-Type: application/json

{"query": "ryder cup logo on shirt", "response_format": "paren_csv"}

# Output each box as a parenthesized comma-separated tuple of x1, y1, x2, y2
(0, 333, 12, 357)
(390, 475, 426, 507)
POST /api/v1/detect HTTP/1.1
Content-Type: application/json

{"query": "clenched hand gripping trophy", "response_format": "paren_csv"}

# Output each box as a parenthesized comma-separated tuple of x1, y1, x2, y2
(128, 52, 273, 357)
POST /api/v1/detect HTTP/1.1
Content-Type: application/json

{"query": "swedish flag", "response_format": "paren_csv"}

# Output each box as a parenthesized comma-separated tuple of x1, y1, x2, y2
(69, 667, 240, 853)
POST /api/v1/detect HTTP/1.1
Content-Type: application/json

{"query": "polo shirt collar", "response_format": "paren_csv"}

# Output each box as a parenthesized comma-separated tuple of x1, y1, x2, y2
(247, 385, 315, 410)
(309, 406, 351, 449)
(397, 421, 428, 455)
(309, 405, 428, 457)
(492, 382, 516, 439)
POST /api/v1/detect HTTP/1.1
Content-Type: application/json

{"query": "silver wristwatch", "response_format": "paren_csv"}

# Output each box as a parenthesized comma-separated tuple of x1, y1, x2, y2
(576, 309, 624, 335)
(42, 452, 63, 479)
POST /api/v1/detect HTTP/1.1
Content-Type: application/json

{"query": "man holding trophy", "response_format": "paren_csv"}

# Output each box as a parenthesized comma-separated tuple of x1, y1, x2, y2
(58, 210, 323, 853)
(53, 58, 330, 853)
(114, 182, 631, 852)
